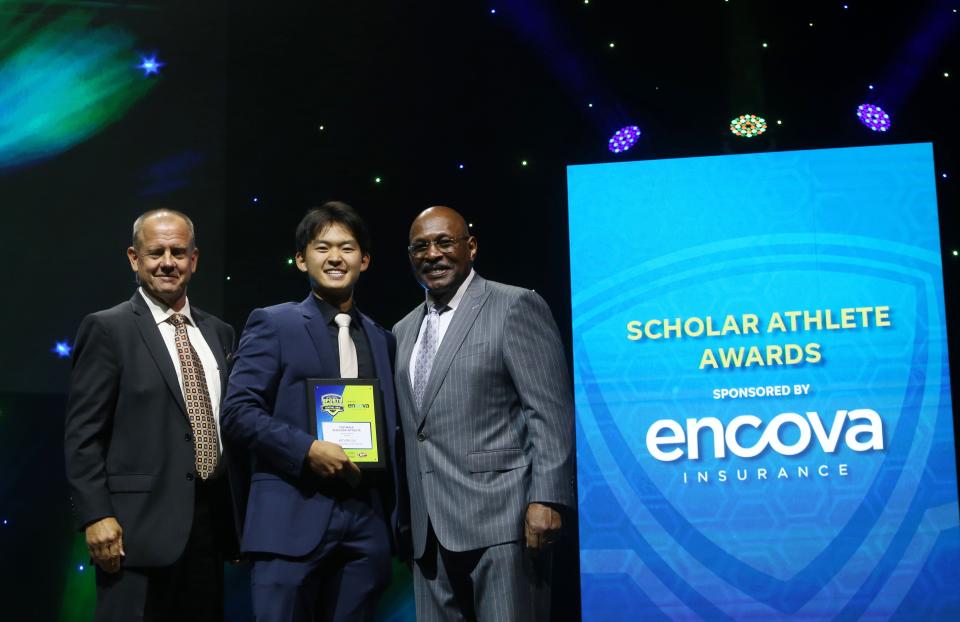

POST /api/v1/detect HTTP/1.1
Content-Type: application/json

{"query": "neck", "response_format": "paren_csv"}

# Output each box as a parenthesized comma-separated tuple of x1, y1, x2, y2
(168, 297, 187, 312)
(145, 288, 187, 312)
(313, 290, 354, 312)
(428, 290, 454, 308)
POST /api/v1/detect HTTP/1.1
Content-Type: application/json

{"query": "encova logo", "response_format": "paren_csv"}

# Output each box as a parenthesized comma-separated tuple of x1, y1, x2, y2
(645, 409, 884, 461)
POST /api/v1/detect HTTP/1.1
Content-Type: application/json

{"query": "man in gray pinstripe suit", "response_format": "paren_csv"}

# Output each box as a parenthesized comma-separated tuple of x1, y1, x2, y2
(393, 206, 575, 621)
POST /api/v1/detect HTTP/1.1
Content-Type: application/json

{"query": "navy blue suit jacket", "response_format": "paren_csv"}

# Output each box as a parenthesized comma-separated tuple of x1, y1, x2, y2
(221, 295, 404, 557)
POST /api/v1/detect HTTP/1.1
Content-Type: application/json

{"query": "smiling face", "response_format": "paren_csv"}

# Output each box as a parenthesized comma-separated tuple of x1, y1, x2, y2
(408, 206, 476, 305)
(296, 221, 370, 309)
(127, 214, 198, 310)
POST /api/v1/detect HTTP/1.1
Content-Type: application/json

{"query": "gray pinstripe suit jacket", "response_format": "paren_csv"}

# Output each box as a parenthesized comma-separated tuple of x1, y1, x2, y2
(393, 273, 575, 558)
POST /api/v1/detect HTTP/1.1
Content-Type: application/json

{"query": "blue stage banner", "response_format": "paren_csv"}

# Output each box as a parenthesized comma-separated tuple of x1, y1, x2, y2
(567, 143, 960, 621)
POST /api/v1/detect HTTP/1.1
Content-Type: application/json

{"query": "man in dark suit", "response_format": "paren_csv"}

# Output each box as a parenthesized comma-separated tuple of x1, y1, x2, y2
(392, 206, 576, 621)
(222, 202, 405, 622)
(64, 208, 237, 620)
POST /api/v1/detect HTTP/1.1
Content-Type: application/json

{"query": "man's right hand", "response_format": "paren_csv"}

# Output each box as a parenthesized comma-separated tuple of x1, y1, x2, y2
(306, 440, 361, 487)
(85, 516, 124, 573)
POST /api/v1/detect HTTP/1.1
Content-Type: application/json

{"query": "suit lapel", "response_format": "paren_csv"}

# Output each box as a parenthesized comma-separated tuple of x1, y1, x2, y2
(194, 310, 229, 389)
(129, 293, 188, 417)
(300, 295, 339, 375)
(417, 275, 489, 425)
(360, 314, 390, 385)
(395, 306, 425, 416)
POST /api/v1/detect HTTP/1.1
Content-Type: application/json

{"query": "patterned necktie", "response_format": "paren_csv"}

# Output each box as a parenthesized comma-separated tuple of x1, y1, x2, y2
(334, 313, 358, 378)
(413, 304, 446, 409)
(169, 313, 219, 480)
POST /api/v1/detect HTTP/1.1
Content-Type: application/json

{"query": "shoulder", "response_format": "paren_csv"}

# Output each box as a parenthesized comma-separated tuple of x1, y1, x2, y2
(481, 278, 543, 307)
(244, 301, 302, 324)
(78, 300, 134, 332)
(359, 312, 388, 333)
(393, 304, 424, 334)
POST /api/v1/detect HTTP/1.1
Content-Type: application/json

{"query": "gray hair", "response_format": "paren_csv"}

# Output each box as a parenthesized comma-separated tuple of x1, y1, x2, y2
(131, 208, 196, 250)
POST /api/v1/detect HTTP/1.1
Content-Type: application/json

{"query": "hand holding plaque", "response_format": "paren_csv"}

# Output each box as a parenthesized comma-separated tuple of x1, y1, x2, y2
(307, 378, 386, 470)
(306, 439, 362, 485)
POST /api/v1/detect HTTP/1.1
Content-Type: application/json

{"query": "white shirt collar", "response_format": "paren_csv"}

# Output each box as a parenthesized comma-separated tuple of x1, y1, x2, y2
(427, 269, 475, 312)
(139, 287, 195, 327)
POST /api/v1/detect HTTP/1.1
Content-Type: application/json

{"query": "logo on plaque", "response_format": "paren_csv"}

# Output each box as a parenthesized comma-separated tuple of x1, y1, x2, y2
(320, 393, 344, 418)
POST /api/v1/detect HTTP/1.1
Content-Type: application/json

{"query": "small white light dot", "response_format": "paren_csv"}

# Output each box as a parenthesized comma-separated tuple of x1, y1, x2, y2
(226, 276, 231, 281)
(868, 84, 874, 90)
(490, 8, 496, 14)
(608, 42, 615, 48)
(942, 173, 948, 178)
(318, 125, 325, 131)
(953, 250, 959, 256)
(458, 163, 464, 169)
(521, 160, 528, 166)
(776, 120, 782, 125)
(584, 0, 590, 4)
(762, 42, 768, 48)
(468, 222, 474, 227)
(944, 72, 951, 78)
(287, 258, 293, 265)
(809, 22, 814, 27)
(252, 196, 260, 203)
(588, 102, 593, 108)
(374, 176, 381, 183)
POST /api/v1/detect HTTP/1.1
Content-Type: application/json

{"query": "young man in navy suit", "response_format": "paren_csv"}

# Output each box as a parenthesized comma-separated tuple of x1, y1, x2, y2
(222, 202, 406, 621)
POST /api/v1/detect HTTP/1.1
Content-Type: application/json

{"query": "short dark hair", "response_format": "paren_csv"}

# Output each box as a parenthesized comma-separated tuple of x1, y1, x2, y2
(295, 201, 371, 255)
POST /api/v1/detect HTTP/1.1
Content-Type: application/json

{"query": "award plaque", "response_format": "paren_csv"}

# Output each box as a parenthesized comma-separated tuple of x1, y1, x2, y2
(306, 378, 386, 470)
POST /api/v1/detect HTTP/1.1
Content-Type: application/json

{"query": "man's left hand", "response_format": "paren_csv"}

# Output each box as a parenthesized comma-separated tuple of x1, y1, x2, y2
(525, 502, 562, 551)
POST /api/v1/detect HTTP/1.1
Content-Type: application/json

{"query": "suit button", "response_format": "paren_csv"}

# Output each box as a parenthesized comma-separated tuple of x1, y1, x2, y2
(417, 433, 426, 442)
(186, 473, 194, 481)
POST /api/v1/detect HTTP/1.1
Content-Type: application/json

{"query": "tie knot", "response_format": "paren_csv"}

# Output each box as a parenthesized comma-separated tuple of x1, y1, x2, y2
(334, 313, 352, 329)
(429, 304, 449, 316)
(169, 313, 187, 328)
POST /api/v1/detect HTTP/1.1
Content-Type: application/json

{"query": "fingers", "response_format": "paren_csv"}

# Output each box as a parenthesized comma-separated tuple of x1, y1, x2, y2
(525, 523, 542, 550)
(98, 557, 122, 574)
(85, 517, 125, 571)
(341, 460, 362, 487)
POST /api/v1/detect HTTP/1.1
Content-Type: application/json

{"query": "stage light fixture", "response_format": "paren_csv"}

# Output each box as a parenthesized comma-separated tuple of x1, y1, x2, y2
(608, 125, 641, 153)
(856, 104, 891, 132)
(729, 114, 767, 138)
(52, 341, 72, 358)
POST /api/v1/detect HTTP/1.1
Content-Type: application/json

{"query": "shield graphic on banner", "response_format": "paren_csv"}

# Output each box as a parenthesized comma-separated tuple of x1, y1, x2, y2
(574, 235, 958, 621)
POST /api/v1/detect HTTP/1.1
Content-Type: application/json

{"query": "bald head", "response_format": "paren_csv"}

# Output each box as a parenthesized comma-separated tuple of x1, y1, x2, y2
(407, 205, 477, 305)
(132, 208, 195, 251)
(409, 206, 469, 240)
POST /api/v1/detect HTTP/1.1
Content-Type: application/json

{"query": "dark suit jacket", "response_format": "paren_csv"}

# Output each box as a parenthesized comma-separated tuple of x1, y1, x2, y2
(393, 274, 576, 558)
(63, 292, 237, 567)
(221, 295, 406, 558)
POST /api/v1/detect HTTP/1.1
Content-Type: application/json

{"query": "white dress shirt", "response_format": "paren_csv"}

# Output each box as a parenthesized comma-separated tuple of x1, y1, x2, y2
(408, 269, 476, 387)
(139, 288, 223, 448)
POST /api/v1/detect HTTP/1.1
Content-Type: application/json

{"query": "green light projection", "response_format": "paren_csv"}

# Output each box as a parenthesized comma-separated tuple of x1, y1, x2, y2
(0, 6, 154, 170)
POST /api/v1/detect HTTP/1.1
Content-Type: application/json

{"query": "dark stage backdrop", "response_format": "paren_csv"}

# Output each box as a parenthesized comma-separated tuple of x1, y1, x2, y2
(0, 1, 233, 620)
(2, 1, 959, 621)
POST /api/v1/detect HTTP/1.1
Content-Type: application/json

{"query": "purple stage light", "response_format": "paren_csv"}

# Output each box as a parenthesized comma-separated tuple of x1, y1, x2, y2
(856, 104, 891, 132)
(608, 125, 641, 154)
